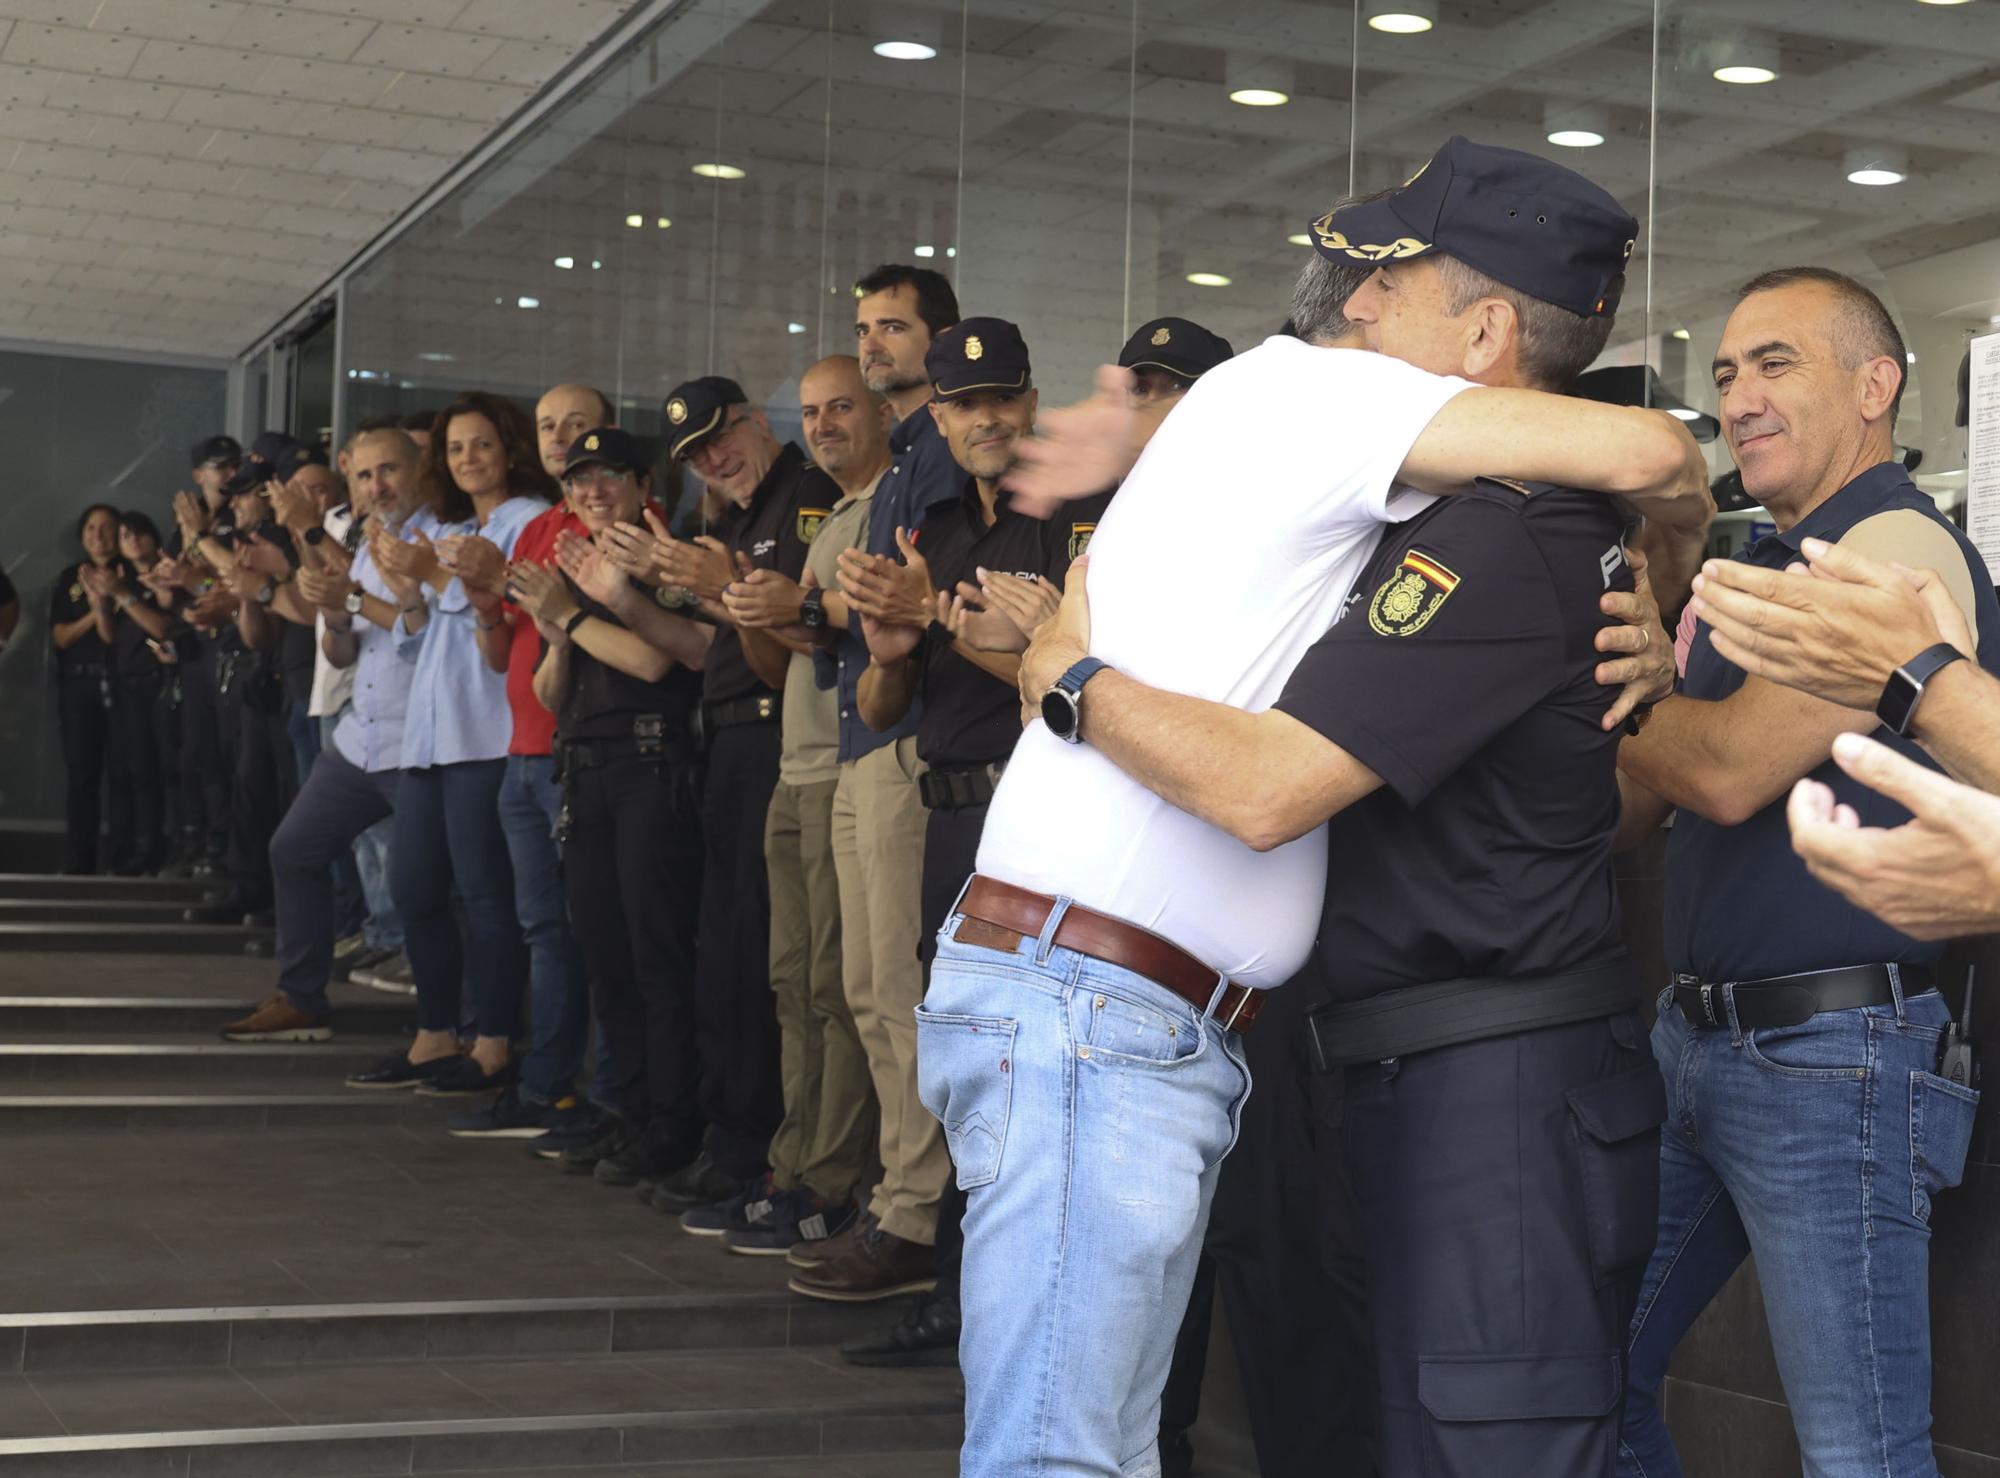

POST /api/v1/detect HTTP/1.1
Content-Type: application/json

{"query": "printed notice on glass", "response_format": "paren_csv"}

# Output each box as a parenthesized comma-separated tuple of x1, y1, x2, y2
(1967, 331, 2000, 583)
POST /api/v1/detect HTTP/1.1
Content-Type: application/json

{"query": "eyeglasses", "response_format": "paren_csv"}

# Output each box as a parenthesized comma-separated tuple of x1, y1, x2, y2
(563, 467, 635, 493)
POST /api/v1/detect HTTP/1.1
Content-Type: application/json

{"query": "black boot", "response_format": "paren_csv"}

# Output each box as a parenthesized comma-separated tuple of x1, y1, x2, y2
(839, 1293, 961, 1368)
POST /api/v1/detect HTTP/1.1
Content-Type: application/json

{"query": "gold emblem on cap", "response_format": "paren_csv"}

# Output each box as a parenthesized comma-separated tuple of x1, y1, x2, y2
(1310, 214, 1430, 263)
(667, 398, 688, 425)
(964, 335, 984, 361)
(584, 434, 599, 451)
(1151, 326, 1171, 346)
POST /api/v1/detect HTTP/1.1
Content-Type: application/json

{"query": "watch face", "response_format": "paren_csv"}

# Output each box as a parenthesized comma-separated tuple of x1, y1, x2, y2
(344, 591, 363, 614)
(1041, 686, 1079, 740)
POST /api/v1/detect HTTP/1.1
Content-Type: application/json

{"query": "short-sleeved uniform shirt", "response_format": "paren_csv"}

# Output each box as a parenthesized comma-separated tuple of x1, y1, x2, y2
(554, 573, 704, 743)
(1664, 461, 2000, 982)
(1274, 482, 1636, 1003)
(50, 562, 117, 674)
(911, 480, 1110, 770)
(701, 442, 824, 706)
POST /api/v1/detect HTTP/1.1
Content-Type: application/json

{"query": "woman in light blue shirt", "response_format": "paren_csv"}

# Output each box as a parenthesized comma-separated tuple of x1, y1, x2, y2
(346, 393, 554, 1096)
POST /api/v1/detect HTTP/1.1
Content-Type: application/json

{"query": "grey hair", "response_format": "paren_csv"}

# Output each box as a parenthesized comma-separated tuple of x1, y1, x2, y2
(1288, 190, 1397, 344)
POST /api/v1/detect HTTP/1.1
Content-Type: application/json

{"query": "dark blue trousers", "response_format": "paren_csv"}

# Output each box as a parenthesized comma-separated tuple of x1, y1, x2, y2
(271, 747, 398, 1016)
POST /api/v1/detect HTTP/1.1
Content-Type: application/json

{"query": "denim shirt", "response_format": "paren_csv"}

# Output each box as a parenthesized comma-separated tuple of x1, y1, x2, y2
(812, 402, 962, 762)
(329, 536, 417, 774)
(1663, 461, 2000, 980)
(397, 496, 548, 770)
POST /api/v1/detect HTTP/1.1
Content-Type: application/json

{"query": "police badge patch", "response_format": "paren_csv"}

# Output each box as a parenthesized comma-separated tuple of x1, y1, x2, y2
(1067, 523, 1096, 560)
(796, 507, 829, 544)
(1367, 549, 1459, 637)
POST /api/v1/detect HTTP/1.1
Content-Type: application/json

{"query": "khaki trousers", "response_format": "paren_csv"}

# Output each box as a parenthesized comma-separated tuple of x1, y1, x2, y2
(765, 775, 875, 1203)
(831, 736, 949, 1244)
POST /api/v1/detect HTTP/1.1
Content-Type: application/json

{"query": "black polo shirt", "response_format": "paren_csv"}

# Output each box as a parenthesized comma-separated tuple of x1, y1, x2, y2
(913, 481, 1109, 769)
(50, 561, 116, 674)
(1274, 482, 1635, 1003)
(554, 574, 703, 743)
(1663, 461, 2000, 982)
(701, 442, 825, 706)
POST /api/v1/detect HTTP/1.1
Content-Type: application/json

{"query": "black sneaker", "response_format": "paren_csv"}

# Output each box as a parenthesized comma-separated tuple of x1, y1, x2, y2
(595, 1137, 694, 1188)
(722, 1189, 857, 1258)
(839, 1293, 962, 1368)
(183, 894, 257, 925)
(447, 1089, 586, 1138)
(337, 941, 398, 982)
(645, 1153, 740, 1213)
(345, 1053, 458, 1091)
(552, 1120, 630, 1171)
(681, 1175, 773, 1239)
(415, 1056, 518, 1099)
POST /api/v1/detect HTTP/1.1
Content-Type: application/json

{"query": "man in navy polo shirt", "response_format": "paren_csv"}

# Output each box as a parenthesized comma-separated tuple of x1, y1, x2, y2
(1616, 267, 1994, 1478)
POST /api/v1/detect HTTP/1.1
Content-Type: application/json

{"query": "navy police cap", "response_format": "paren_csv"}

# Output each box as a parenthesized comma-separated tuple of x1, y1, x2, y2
(249, 431, 300, 466)
(662, 376, 748, 461)
(1118, 317, 1233, 381)
(274, 443, 330, 483)
(1308, 136, 1637, 318)
(189, 434, 241, 469)
(563, 425, 647, 478)
(926, 317, 1031, 402)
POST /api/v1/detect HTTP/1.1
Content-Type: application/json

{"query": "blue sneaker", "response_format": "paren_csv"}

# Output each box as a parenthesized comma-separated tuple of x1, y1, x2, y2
(680, 1175, 773, 1238)
(722, 1189, 857, 1258)
(447, 1088, 585, 1139)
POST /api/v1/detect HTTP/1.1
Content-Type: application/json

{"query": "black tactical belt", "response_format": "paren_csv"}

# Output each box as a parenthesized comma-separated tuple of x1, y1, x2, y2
(558, 714, 692, 777)
(1671, 963, 1929, 1031)
(703, 693, 779, 730)
(1308, 957, 1638, 1071)
(918, 762, 1006, 811)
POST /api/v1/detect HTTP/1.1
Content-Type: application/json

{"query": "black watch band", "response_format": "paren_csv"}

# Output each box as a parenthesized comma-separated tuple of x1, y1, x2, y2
(799, 587, 826, 630)
(1876, 642, 1966, 737)
(563, 608, 589, 638)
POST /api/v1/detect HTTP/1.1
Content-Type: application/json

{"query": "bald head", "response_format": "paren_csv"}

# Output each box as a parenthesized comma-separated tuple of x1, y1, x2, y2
(800, 355, 890, 491)
(536, 383, 615, 478)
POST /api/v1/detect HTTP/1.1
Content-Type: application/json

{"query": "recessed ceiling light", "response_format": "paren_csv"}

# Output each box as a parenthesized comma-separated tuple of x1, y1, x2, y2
(1671, 328, 1691, 341)
(1711, 37, 1779, 85)
(787, 322, 806, 334)
(517, 296, 540, 309)
(691, 162, 746, 180)
(1287, 232, 1311, 246)
(1547, 129, 1604, 148)
(946, 246, 956, 258)
(553, 256, 574, 269)
(1713, 64, 1776, 84)
(1186, 272, 1232, 287)
(1667, 406, 1701, 421)
(1915, 0, 1972, 5)
(1906, 351, 1918, 363)
(417, 351, 455, 363)
(913, 245, 935, 258)
(625, 214, 643, 228)
(656, 216, 671, 229)
(873, 40, 937, 60)
(590, 259, 602, 270)
(1844, 147, 1907, 186)
(1545, 103, 1609, 149)
(1365, 0, 1436, 33)
(1229, 88, 1289, 107)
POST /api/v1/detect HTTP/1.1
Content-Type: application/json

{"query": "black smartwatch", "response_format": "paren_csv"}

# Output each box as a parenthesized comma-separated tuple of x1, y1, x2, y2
(799, 586, 827, 631)
(1876, 642, 1966, 737)
(1042, 657, 1109, 744)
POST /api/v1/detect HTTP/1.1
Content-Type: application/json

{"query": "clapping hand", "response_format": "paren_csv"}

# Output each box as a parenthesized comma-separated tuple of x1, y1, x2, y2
(507, 559, 580, 644)
(554, 529, 626, 610)
(837, 528, 935, 628)
(976, 569, 1060, 640)
(436, 534, 507, 597)
(599, 510, 671, 587)
(938, 583, 1030, 654)
(654, 533, 736, 603)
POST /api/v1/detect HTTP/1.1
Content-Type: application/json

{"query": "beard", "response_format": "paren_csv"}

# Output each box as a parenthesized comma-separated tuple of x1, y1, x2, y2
(863, 363, 926, 397)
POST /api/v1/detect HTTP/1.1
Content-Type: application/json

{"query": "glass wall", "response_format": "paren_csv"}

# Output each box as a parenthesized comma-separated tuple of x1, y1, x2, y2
(0, 350, 227, 824)
(329, 0, 2000, 538)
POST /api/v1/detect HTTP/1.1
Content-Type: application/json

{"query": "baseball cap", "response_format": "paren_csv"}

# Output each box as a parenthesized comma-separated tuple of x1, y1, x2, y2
(662, 377, 748, 461)
(1118, 318, 1234, 381)
(925, 318, 1032, 402)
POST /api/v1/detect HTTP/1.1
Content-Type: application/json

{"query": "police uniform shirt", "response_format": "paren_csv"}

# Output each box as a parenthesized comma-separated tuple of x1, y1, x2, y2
(109, 587, 162, 679)
(912, 480, 1108, 769)
(553, 574, 703, 743)
(699, 441, 824, 706)
(50, 562, 116, 672)
(1273, 483, 1635, 1001)
(1664, 460, 2000, 983)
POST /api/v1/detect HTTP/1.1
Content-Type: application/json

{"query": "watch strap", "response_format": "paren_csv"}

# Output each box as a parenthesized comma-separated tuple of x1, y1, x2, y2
(1057, 655, 1110, 699)
(1878, 642, 1966, 736)
(563, 608, 589, 637)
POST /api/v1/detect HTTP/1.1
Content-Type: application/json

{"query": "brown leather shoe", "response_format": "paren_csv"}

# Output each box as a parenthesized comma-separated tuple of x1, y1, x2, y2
(787, 1208, 876, 1270)
(220, 993, 331, 1043)
(787, 1224, 937, 1302)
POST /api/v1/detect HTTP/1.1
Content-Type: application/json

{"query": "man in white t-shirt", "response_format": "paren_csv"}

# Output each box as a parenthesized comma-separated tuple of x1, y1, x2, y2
(919, 140, 1710, 1478)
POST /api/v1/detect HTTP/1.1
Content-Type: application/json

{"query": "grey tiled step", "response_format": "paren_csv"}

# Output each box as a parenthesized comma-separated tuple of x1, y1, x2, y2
(0, 1073, 449, 1128)
(0, 1296, 901, 1374)
(0, 994, 414, 1036)
(0, 874, 222, 903)
(470, 1458, 954, 1477)
(0, 1035, 409, 1082)
(0, 1350, 962, 1476)
(0, 898, 233, 925)
(0, 922, 272, 956)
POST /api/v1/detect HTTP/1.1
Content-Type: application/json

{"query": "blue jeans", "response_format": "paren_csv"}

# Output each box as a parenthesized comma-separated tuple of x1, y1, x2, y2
(1619, 979, 1980, 1478)
(917, 902, 1251, 1478)
(391, 760, 526, 1041)
(497, 754, 600, 1106)
(311, 710, 367, 940)
(269, 747, 397, 1016)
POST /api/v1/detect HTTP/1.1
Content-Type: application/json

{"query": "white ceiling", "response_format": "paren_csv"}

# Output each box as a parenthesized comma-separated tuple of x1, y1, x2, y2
(0, 0, 647, 358)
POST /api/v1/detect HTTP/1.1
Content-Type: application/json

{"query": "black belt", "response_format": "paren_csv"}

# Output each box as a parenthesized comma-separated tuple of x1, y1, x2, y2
(557, 715, 694, 776)
(703, 693, 778, 731)
(1671, 963, 1930, 1031)
(919, 762, 1005, 811)
(1307, 957, 1638, 1071)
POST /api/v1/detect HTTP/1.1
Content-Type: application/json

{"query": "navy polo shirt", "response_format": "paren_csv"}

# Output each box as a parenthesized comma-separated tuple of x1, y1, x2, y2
(814, 401, 962, 762)
(1663, 461, 2000, 982)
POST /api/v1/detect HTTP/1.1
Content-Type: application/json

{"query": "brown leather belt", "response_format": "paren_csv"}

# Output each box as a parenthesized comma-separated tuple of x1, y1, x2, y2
(953, 875, 1264, 1033)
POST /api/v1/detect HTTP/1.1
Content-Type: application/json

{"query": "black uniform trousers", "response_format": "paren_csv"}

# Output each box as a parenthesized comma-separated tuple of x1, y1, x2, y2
(224, 687, 297, 911)
(693, 719, 785, 1181)
(56, 670, 113, 874)
(562, 751, 705, 1162)
(107, 674, 168, 871)
(1161, 967, 1379, 1477)
(1343, 1008, 1662, 1478)
(916, 797, 988, 1314)
(178, 643, 229, 861)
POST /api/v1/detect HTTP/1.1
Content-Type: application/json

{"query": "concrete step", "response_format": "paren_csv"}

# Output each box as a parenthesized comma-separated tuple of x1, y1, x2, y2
(0, 873, 222, 903)
(0, 898, 240, 925)
(0, 993, 413, 1036)
(0, 1070, 452, 1128)
(0, 1034, 410, 1082)
(0, 921, 272, 956)
(0, 1349, 961, 1476)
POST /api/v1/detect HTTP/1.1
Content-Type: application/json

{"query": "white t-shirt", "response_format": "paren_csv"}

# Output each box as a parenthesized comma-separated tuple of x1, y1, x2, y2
(976, 337, 1475, 989)
(308, 505, 356, 720)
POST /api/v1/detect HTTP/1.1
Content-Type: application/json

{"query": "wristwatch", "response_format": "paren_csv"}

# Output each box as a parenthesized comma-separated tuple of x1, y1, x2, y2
(253, 579, 276, 606)
(799, 586, 827, 631)
(342, 588, 364, 616)
(563, 608, 589, 638)
(1041, 656, 1110, 744)
(1876, 642, 1966, 737)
